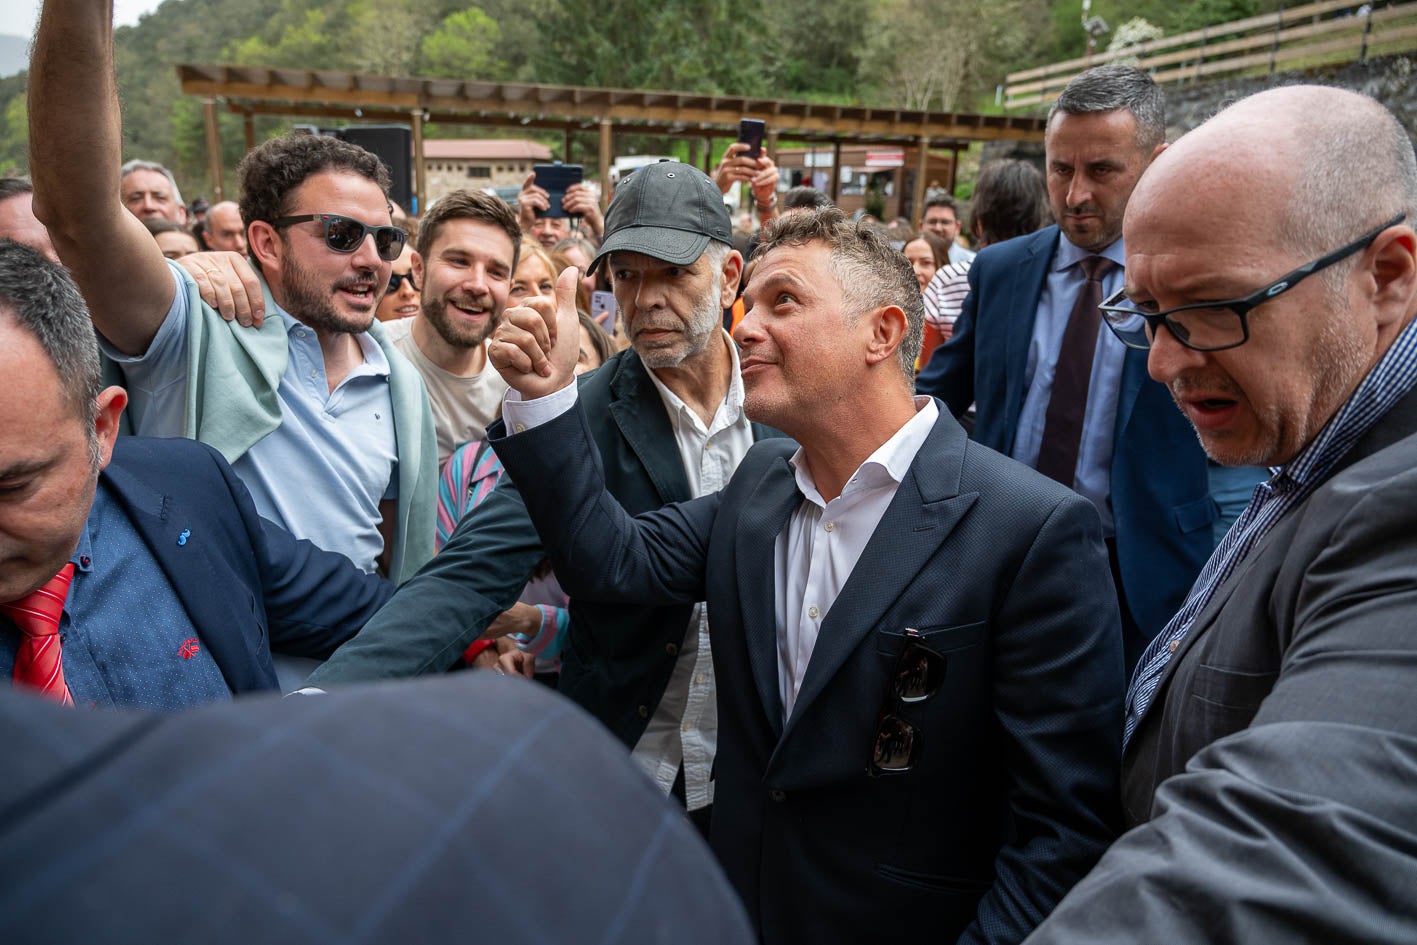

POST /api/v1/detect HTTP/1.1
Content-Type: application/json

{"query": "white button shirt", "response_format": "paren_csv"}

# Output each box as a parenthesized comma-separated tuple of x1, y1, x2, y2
(502, 334, 752, 811)
(776, 398, 938, 721)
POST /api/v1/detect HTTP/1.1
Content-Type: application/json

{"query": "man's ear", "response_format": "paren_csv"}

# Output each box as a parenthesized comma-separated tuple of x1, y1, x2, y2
(247, 220, 283, 277)
(1368, 224, 1417, 329)
(864, 304, 909, 367)
(411, 250, 424, 283)
(719, 249, 745, 309)
(92, 385, 128, 471)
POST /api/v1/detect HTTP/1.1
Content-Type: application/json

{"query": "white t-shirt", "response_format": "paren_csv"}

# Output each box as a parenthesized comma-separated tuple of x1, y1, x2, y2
(382, 317, 508, 465)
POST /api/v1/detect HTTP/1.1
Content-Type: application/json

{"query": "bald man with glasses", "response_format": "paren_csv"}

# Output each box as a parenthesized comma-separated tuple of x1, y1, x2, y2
(1025, 85, 1417, 944)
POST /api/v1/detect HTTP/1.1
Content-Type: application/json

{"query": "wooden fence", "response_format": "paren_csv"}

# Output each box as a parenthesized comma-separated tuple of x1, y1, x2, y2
(1004, 0, 1417, 109)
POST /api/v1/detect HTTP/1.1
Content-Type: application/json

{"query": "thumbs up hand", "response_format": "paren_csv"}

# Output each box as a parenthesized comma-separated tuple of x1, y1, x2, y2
(490, 265, 582, 401)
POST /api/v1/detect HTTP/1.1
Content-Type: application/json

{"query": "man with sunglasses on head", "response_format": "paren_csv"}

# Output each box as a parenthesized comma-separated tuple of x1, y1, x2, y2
(1024, 87, 1417, 944)
(27, 0, 437, 593)
(487, 207, 1124, 945)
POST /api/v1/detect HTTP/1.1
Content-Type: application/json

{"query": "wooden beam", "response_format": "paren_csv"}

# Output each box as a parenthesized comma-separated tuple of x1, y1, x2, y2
(831, 139, 843, 203)
(912, 135, 929, 224)
(203, 97, 223, 201)
(411, 110, 426, 215)
(599, 119, 613, 211)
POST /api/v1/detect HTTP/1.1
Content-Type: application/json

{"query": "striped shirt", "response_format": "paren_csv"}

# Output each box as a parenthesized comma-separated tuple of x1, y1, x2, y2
(923, 260, 972, 332)
(1123, 312, 1417, 746)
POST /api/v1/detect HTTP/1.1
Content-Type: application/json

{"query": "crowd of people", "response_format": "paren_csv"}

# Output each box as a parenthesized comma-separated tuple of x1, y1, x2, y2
(3, 0, 1417, 940)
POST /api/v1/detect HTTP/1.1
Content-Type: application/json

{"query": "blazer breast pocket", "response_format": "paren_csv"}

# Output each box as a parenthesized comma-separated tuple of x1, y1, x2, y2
(1173, 494, 1219, 535)
(1187, 662, 1279, 743)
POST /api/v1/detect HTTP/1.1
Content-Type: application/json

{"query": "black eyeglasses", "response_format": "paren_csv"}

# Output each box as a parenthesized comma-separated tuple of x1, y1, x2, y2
(869, 629, 947, 776)
(387, 271, 419, 293)
(270, 213, 408, 262)
(1099, 213, 1405, 352)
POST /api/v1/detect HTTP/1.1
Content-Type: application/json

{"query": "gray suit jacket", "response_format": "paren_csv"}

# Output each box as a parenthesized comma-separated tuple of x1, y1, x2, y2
(0, 676, 754, 944)
(1024, 387, 1417, 943)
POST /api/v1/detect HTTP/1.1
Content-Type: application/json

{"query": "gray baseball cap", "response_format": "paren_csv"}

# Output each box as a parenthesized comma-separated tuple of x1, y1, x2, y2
(588, 161, 733, 275)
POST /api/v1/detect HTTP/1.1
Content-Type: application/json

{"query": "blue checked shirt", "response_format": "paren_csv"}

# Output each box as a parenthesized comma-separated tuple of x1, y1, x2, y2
(1124, 313, 1417, 746)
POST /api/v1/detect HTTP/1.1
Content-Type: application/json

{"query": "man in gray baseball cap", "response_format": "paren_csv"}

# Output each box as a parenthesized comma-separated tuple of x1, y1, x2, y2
(307, 159, 783, 836)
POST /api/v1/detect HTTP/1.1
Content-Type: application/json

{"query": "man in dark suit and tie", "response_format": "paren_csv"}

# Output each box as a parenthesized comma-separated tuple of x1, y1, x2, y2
(917, 64, 1218, 670)
(0, 240, 393, 709)
(488, 208, 1125, 945)
(1024, 86, 1417, 943)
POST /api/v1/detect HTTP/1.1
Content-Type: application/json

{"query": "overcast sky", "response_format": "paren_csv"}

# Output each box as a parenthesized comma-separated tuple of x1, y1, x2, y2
(13, 0, 159, 41)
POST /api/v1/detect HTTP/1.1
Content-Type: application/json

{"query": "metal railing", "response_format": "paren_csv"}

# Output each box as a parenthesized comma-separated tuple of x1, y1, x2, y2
(1004, 0, 1417, 109)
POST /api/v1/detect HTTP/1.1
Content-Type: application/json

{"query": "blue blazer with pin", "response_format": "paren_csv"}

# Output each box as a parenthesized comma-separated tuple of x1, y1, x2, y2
(490, 398, 1125, 945)
(0, 437, 396, 700)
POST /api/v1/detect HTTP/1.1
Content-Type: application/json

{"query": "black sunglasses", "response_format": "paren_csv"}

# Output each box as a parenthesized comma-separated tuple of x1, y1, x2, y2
(869, 629, 947, 776)
(1099, 213, 1406, 352)
(387, 271, 419, 293)
(270, 213, 408, 262)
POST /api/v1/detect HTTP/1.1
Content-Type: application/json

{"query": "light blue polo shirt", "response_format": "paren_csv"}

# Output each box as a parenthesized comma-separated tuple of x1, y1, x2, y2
(100, 264, 398, 573)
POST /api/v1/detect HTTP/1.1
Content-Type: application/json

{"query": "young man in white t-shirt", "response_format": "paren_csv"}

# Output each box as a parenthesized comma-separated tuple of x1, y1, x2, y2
(383, 191, 519, 464)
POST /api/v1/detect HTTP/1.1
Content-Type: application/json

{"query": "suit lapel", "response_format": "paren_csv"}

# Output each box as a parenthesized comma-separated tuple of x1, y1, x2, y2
(1004, 228, 1060, 443)
(99, 461, 251, 692)
(606, 355, 693, 505)
(780, 412, 977, 744)
(733, 455, 802, 736)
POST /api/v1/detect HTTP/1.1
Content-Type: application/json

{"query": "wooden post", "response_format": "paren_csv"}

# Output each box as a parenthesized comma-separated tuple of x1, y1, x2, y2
(948, 146, 961, 194)
(242, 112, 255, 153)
(599, 119, 613, 210)
(563, 128, 573, 163)
(766, 128, 779, 162)
(830, 139, 843, 202)
(203, 97, 223, 201)
(912, 134, 930, 224)
(411, 110, 427, 216)
(703, 136, 713, 173)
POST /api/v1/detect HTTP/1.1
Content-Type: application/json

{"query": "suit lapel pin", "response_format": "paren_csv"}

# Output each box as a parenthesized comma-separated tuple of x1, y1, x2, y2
(177, 528, 191, 546)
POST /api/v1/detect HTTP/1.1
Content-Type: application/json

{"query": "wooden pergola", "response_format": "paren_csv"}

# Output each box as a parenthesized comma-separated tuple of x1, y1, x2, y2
(178, 64, 1046, 217)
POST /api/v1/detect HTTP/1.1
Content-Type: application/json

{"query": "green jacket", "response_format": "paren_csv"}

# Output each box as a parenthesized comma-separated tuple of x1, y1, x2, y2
(107, 266, 437, 584)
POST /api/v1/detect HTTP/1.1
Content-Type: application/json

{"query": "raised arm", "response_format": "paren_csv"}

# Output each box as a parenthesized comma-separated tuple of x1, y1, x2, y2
(29, 0, 177, 355)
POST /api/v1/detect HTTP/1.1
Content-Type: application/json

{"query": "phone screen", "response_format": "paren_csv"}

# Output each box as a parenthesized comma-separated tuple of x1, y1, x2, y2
(738, 119, 766, 160)
(532, 163, 584, 219)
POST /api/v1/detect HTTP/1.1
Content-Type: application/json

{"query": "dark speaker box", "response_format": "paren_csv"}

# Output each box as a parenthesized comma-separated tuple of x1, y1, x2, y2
(339, 125, 414, 214)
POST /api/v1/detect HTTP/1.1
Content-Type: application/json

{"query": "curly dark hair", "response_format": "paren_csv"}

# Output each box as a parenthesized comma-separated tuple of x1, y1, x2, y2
(756, 207, 923, 380)
(237, 132, 392, 273)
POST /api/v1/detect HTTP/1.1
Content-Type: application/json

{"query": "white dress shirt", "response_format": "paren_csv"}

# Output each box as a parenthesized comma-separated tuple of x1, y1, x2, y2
(775, 398, 938, 721)
(502, 334, 752, 811)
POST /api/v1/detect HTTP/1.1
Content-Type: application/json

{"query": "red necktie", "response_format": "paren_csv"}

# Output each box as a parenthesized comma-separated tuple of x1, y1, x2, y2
(1036, 256, 1116, 486)
(2, 563, 77, 706)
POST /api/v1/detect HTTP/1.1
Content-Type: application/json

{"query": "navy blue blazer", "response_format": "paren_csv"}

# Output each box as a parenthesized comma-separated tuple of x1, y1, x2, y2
(491, 400, 1124, 945)
(917, 226, 1215, 645)
(4, 437, 396, 697)
(309, 348, 784, 748)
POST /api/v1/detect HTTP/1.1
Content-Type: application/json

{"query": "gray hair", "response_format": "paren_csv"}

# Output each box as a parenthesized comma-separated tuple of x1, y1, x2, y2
(0, 240, 103, 431)
(119, 159, 185, 208)
(1049, 64, 1166, 152)
(756, 207, 923, 382)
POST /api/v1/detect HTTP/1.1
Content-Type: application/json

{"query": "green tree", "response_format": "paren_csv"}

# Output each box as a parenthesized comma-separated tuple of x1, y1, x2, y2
(419, 8, 502, 79)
